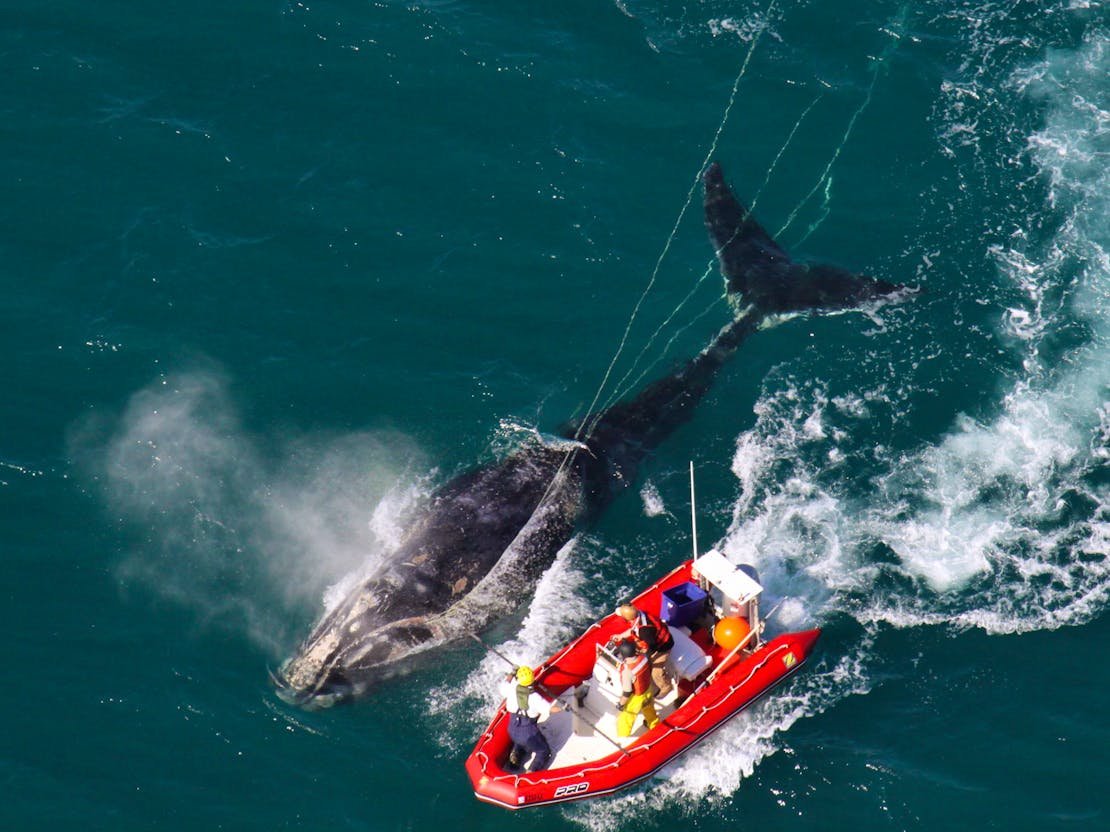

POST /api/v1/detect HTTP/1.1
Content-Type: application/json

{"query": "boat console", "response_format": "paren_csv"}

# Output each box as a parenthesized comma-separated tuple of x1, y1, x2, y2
(691, 549, 762, 639)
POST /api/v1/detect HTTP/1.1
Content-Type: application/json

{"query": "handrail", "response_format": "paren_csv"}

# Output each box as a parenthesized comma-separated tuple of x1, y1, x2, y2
(695, 596, 787, 691)
(696, 622, 763, 692)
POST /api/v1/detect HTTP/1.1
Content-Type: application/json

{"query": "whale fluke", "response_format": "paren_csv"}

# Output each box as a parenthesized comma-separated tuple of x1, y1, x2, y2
(704, 162, 906, 314)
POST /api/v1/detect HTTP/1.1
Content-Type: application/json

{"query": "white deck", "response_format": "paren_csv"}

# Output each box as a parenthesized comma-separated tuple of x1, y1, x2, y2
(536, 627, 711, 770)
(541, 673, 679, 769)
(512, 557, 767, 773)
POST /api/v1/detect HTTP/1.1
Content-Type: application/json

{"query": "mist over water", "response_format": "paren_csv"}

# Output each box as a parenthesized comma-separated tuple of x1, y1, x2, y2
(73, 369, 427, 655)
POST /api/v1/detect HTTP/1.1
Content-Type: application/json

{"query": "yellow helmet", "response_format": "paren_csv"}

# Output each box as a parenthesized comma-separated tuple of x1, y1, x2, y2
(515, 666, 535, 686)
(616, 604, 637, 622)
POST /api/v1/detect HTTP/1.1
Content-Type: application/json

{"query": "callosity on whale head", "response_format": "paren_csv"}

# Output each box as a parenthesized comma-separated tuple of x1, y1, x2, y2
(272, 606, 441, 707)
(273, 449, 577, 707)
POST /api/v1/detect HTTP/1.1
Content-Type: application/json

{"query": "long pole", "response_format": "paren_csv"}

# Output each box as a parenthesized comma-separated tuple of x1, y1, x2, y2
(469, 632, 520, 671)
(690, 461, 699, 560)
(695, 598, 787, 692)
(696, 623, 763, 692)
(468, 633, 629, 757)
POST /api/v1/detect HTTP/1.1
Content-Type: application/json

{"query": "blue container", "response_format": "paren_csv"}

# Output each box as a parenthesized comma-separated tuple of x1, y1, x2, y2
(660, 581, 708, 628)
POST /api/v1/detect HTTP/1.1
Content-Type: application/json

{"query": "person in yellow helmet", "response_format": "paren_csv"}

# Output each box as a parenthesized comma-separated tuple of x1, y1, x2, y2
(499, 665, 562, 772)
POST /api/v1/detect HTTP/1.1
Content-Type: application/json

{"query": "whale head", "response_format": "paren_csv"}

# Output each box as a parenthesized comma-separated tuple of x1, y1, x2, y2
(272, 578, 445, 708)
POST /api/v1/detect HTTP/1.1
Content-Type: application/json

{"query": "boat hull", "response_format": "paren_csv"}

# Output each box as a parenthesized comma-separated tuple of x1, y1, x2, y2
(465, 560, 821, 809)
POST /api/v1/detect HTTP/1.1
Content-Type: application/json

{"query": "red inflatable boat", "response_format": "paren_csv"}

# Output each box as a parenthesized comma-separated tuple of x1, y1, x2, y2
(465, 548, 821, 809)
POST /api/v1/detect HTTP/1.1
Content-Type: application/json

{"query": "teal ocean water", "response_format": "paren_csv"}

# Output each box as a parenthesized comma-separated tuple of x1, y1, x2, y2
(3, 0, 1107, 828)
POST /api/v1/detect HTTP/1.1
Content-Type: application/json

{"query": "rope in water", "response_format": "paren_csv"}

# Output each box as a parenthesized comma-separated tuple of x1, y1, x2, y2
(572, 0, 782, 448)
(511, 3, 910, 547)
(601, 8, 909, 403)
(598, 89, 826, 409)
(520, 1, 783, 518)
(777, 6, 909, 246)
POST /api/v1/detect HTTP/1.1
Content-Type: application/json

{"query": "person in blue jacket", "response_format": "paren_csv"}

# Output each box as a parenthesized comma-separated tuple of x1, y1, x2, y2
(499, 665, 562, 772)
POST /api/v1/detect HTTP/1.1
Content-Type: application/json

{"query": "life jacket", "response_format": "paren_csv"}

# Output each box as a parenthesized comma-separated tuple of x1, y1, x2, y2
(620, 654, 651, 696)
(513, 684, 538, 722)
(633, 610, 674, 653)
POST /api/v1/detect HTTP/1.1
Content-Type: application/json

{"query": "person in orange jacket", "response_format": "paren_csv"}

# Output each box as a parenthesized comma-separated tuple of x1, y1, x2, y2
(615, 604, 675, 698)
(615, 639, 659, 737)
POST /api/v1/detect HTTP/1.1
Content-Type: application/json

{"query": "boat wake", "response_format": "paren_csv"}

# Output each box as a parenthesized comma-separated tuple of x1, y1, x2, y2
(423, 539, 596, 746)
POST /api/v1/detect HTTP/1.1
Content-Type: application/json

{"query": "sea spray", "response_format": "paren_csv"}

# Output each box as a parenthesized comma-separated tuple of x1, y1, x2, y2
(865, 28, 1109, 627)
(424, 539, 592, 751)
(640, 480, 669, 517)
(72, 369, 426, 655)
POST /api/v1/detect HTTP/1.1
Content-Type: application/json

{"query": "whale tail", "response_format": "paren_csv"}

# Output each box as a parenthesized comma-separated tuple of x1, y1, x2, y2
(704, 162, 910, 315)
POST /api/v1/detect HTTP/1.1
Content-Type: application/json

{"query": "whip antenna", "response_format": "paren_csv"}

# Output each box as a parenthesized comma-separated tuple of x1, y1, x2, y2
(690, 461, 699, 560)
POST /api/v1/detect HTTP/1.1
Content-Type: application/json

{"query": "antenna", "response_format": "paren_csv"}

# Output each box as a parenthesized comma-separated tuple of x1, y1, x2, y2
(689, 461, 698, 560)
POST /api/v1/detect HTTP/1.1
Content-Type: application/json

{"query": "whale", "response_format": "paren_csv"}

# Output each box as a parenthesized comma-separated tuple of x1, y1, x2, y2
(272, 162, 911, 707)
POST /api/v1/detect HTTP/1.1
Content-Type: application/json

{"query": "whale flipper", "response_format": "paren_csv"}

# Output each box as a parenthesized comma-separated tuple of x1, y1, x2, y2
(704, 162, 906, 314)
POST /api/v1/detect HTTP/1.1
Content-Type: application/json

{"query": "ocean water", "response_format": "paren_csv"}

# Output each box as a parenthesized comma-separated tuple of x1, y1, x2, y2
(2, 0, 1107, 829)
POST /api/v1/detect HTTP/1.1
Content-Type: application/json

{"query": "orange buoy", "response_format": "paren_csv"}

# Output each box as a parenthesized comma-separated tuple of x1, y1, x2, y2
(713, 616, 751, 651)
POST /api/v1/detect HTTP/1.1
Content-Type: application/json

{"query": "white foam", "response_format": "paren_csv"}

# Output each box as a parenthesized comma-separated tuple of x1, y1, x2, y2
(425, 539, 590, 749)
(729, 382, 847, 518)
(708, 14, 781, 44)
(751, 29, 1107, 636)
(870, 30, 1109, 615)
(640, 480, 668, 517)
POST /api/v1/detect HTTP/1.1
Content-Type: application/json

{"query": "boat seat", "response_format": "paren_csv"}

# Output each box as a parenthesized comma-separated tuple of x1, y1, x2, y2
(590, 645, 624, 700)
(667, 625, 712, 681)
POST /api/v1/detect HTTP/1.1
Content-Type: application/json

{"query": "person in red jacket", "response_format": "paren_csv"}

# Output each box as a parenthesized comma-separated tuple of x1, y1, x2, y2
(615, 604, 675, 697)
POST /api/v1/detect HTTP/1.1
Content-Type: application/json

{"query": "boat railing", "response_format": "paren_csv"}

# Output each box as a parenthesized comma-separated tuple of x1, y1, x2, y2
(478, 640, 804, 792)
(696, 621, 764, 692)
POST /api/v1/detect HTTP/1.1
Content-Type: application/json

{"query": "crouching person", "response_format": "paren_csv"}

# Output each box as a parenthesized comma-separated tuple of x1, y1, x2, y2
(615, 640, 659, 738)
(500, 666, 562, 772)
